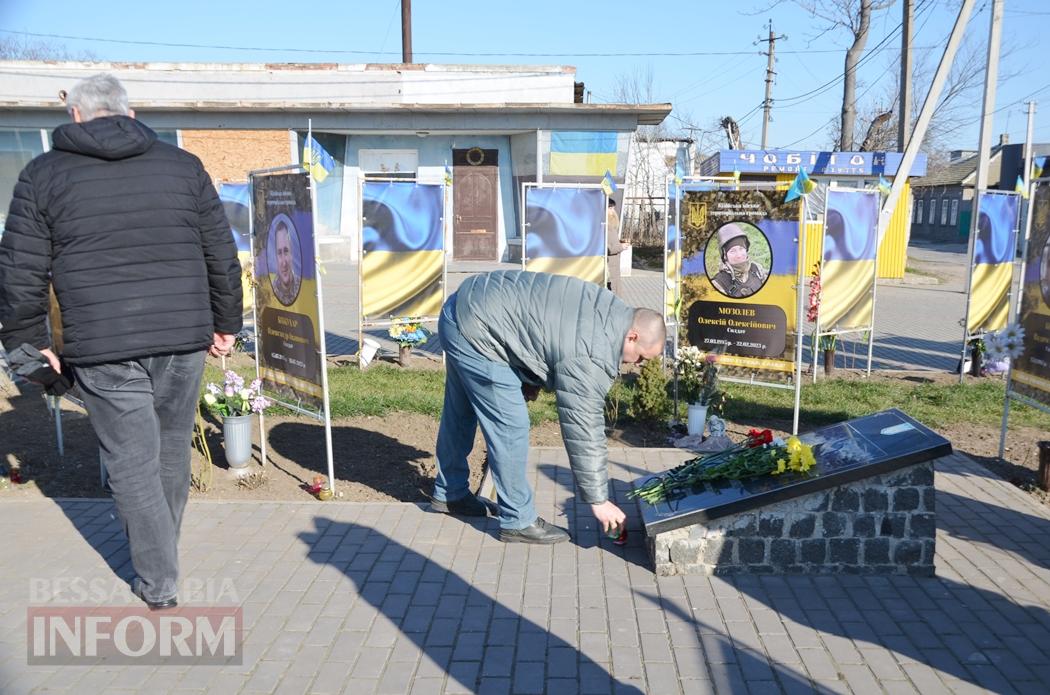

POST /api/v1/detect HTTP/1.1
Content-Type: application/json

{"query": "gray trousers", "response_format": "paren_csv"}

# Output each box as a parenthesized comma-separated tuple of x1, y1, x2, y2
(74, 351, 206, 602)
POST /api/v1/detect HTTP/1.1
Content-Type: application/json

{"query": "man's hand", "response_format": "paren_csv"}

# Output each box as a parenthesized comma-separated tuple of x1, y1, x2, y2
(209, 332, 236, 358)
(591, 500, 626, 535)
(39, 348, 61, 373)
(521, 384, 541, 402)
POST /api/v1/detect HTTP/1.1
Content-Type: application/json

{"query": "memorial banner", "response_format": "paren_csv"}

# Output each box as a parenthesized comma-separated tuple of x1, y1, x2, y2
(252, 172, 323, 409)
(1013, 182, 1050, 405)
(524, 186, 605, 284)
(361, 181, 444, 321)
(820, 189, 879, 330)
(966, 191, 1019, 334)
(665, 181, 680, 321)
(679, 187, 802, 377)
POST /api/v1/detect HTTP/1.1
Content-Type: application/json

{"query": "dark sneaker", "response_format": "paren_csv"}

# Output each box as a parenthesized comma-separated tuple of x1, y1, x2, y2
(430, 493, 496, 517)
(499, 517, 570, 544)
(133, 584, 178, 611)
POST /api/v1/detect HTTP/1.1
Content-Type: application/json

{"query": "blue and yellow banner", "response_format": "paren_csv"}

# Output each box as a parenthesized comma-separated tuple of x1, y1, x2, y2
(251, 171, 323, 409)
(966, 191, 1019, 334)
(820, 189, 879, 330)
(1013, 182, 1050, 406)
(549, 131, 618, 177)
(524, 186, 605, 284)
(302, 136, 335, 183)
(665, 182, 680, 320)
(219, 182, 254, 316)
(678, 188, 803, 379)
(361, 181, 445, 320)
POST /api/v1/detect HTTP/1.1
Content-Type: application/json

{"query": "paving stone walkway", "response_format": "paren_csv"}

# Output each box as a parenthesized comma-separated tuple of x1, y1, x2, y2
(2, 449, 1049, 694)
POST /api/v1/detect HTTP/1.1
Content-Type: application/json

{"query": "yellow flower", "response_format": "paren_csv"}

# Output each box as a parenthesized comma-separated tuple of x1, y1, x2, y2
(773, 458, 787, 475)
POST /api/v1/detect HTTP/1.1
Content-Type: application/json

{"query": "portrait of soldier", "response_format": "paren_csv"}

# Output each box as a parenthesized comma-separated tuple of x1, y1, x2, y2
(270, 218, 301, 307)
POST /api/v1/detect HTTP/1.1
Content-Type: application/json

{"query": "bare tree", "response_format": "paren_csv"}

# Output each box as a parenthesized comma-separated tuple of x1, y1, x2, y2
(0, 35, 97, 61)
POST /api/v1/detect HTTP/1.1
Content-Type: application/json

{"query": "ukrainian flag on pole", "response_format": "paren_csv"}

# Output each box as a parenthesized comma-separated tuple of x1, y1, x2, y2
(549, 131, 618, 176)
(303, 135, 335, 183)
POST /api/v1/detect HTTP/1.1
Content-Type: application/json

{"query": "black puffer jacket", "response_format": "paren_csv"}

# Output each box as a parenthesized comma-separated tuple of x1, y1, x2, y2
(0, 116, 242, 365)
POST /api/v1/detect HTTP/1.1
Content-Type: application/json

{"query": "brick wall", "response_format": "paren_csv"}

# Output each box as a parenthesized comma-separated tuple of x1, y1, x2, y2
(647, 461, 936, 576)
(179, 130, 292, 185)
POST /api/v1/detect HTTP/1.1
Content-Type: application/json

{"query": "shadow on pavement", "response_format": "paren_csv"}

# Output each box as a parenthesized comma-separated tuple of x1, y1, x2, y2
(298, 516, 646, 693)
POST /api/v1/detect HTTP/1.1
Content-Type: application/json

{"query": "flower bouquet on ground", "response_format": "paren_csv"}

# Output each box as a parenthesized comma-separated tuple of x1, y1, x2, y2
(676, 346, 723, 436)
(628, 428, 817, 505)
(389, 319, 431, 366)
(201, 371, 271, 472)
(202, 371, 271, 417)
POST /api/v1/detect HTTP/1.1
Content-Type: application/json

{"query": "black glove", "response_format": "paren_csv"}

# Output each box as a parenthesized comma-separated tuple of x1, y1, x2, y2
(6, 343, 75, 396)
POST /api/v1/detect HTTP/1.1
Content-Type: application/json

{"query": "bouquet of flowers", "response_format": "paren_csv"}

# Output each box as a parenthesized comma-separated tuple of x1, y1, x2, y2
(389, 319, 431, 347)
(984, 324, 1025, 363)
(628, 428, 817, 504)
(676, 346, 721, 406)
(201, 371, 271, 417)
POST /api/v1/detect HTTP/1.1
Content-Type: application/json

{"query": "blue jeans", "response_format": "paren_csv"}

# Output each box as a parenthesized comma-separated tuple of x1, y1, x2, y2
(434, 294, 536, 530)
(74, 351, 206, 602)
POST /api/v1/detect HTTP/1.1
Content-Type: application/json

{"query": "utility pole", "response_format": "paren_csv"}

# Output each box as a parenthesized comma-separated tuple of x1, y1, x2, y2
(1023, 101, 1037, 191)
(758, 20, 787, 149)
(897, 0, 913, 151)
(401, 0, 413, 64)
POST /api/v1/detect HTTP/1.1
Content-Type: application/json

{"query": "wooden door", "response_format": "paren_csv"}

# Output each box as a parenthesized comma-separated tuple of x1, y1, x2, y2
(453, 148, 499, 261)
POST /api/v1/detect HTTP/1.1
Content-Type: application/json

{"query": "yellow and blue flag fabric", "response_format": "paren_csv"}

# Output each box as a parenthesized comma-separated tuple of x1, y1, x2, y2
(443, 164, 453, 186)
(1034, 157, 1045, 180)
(877, 175, 892, 196)
(361, 182, 445, 320)
(601, 170, 617, 197)
(665, 182, 680, 320)
(524, 186, 605, 284)
(549, 131, 618, 177)
(819, 189, 880, 330)
(302, 136, 335, 183)
(1016, 175, 1029, 199)
(783, 168, 816, 203)
(967, 192, 1019, 334)
(218, 182, 254, 315)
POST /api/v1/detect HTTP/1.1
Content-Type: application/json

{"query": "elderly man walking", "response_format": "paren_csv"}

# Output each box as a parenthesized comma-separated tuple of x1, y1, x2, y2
(0, 74, 242, 609)
(431, 270, 665, 543)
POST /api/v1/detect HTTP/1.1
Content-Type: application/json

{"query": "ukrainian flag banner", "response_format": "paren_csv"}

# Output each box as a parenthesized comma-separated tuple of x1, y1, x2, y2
(524, 186, 605, 284)
(302, 136, 335, 183)
(819, 189, 880, 330)
(966, 191, 1019, 334)
(679, 187, 803, 380)
(549, 131, 619, 177)
(1013, 182, 1050, 406)
(361, 181, 445, 320)
(665, 182, 681, 321)
(251, 171, 324, 409)
(219, 182, 254, 315)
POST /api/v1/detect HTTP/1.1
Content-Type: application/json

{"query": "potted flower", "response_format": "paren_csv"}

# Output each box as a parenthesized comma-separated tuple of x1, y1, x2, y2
(201, 371, 270, 473)
(676, 346, 720, 436)
(389, 319, 431, 367)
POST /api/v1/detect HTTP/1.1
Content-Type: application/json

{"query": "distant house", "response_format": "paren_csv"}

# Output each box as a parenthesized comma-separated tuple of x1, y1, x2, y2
(0, 60, 669, 263)
(909, 138, 1008, 242)
(622, 136, 694, 244)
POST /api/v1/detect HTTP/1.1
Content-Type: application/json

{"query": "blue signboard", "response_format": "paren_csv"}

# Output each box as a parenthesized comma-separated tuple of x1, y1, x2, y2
(699, 150, 927, 178)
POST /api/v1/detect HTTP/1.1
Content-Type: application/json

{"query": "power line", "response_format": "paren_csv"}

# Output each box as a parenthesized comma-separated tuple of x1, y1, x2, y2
(0, 28, 935, 59)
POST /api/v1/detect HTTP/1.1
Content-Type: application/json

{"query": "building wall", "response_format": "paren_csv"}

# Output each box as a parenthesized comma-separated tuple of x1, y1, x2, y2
(911, 185, 968, 242)
(179, 130, 292, 185)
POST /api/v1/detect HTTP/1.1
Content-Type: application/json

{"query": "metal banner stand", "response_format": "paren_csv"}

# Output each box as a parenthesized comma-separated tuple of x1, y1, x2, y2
(811, 189, 881, 382)
(960, 190, 1022, 383)
(670, 179, 807, 434)
(248, 152, 335, 495)
(357, 176, 446, 371)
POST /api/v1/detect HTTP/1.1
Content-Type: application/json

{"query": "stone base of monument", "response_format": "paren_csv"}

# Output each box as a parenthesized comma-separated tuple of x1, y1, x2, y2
(636, 410, 949, 576)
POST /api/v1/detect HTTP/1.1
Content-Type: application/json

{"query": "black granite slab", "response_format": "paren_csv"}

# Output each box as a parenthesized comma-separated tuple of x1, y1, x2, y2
(637, 409, 951, 535)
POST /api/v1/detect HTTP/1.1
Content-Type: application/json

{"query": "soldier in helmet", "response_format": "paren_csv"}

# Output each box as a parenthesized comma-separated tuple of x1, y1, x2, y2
(710, 222, 767, 298)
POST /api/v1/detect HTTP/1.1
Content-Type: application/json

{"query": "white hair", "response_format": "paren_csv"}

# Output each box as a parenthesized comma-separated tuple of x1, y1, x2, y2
(66, 73, 129, 121)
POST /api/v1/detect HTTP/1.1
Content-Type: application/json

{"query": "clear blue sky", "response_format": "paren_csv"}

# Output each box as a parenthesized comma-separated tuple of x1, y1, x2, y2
(2, 0, 1047, 152)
